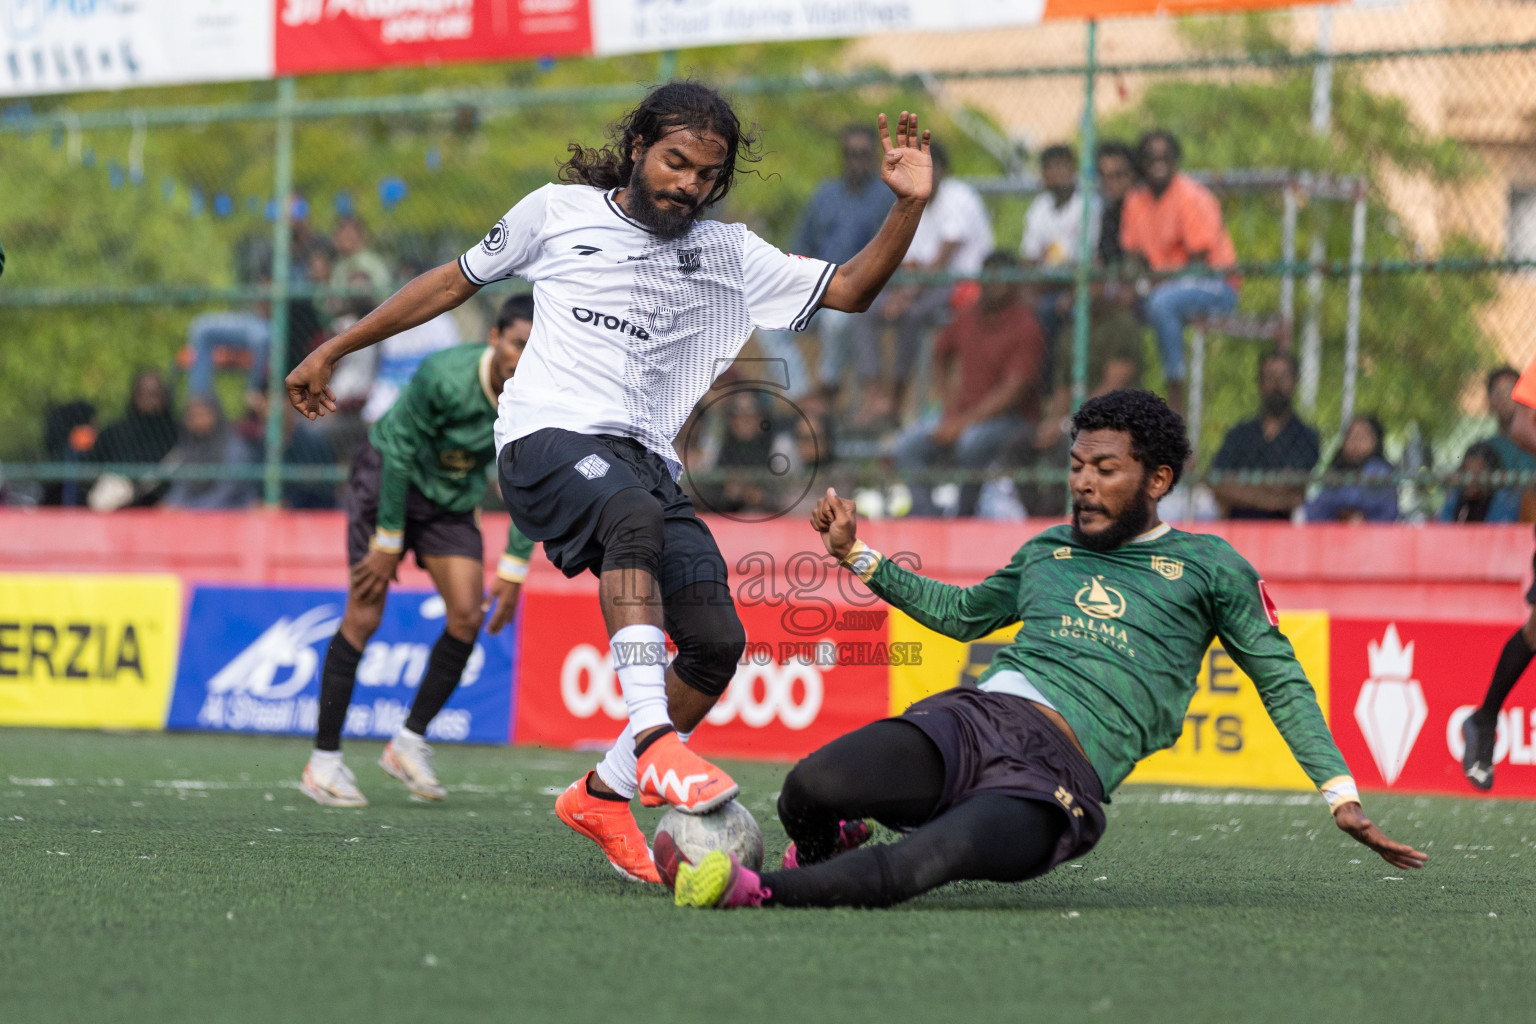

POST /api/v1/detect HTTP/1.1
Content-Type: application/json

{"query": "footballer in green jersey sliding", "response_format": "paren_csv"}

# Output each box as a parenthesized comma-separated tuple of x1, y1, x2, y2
(665, 388, 1427, 909)
(300, 294, 537, 808)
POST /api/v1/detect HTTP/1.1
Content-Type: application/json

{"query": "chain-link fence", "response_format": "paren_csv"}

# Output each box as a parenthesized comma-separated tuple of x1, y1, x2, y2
(2, 4, 1533, 524)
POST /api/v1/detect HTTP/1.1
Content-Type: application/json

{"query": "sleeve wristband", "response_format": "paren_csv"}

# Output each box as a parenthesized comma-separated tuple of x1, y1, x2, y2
(839, 540, 883, 584)
(496, 554, 529, 583)
(370, 529, 404, 554)
(1319, 775, 1360, 813)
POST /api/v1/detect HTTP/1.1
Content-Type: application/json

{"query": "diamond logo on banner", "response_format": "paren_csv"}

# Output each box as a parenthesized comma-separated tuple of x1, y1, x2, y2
(1353, 624, 1428, 786)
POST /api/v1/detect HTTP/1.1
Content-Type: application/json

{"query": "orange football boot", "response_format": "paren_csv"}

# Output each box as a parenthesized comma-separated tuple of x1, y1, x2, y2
(555, 772, 660, 883)
(636, 730, 738, 813)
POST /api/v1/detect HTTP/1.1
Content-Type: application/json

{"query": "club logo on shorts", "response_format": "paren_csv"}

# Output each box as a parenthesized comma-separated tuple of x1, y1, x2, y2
(677, 247, 702, 275)
(1150, 556, 1184, 581)
(481, 218, 508, 255)
(1074, 577, 1126, 620)
(574, 455, 611, 480)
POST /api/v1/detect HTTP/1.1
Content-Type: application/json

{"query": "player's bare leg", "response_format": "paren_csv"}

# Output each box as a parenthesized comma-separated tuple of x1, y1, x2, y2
(301, 566, 389, 807)
(1464, 605, 1536, 789)
(375, 554, 484, 801)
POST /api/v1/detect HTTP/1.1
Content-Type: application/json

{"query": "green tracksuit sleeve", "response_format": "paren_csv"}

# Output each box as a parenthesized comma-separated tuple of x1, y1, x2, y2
(862, 545, 1028, 642)
(1212, 550, 1356, 803)
(367, 371, 439, 545)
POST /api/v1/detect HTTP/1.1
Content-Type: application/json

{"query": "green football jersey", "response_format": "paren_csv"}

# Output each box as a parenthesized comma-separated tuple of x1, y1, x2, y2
(859, 523, 1352, 801)
(368, 343, 533, 563)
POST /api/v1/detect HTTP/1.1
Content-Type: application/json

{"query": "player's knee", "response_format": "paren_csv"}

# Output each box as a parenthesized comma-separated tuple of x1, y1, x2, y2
(344, 603, 384, 642)
(445, 607, 484, 642)
(671, 604, 745, 698)
(596, 487, 664, 579)
(779, 754, 841, 818)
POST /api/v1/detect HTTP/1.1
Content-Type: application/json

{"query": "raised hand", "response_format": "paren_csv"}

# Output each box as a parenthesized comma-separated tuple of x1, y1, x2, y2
(878, 111, 933, 204)
(1333, 802, 1429, 871)
(810, 487, 860, 561)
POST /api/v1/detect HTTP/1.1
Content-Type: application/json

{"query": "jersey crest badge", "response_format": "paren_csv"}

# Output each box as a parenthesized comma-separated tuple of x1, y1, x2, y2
(677, 247, 702, 275)
(481, 218, 508, 255)
(1053, 547, 1072, 560)
(1150, 556, 1183, 581)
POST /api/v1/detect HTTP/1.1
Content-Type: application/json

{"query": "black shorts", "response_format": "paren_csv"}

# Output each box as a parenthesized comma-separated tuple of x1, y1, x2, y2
(898, 687, 1107, 877)
(497, 428, 727, 596)
(345, 441, 483, 568)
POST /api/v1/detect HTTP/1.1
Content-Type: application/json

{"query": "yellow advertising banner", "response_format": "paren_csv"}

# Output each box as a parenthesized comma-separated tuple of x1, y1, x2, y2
(0, 574, 182, 729)
(889, 610, 1330, 791)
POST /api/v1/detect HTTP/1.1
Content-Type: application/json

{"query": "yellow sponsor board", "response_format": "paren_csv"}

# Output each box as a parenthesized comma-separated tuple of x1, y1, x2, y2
(0, 574, 182, 729)
(889, 610, 1330, 791)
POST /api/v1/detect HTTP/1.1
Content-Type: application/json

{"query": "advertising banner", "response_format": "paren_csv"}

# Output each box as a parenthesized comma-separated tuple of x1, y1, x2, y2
(890, 609, 1333, 791)
(0, 573, 182, 729)
(274, 0, 591, 76)
(1330, 617, 1536, 798)
(515, 590, 893, 761)
(167, 585, 517, 744)
(590, 0, 1044, 56)
(1, 0, 274, 98)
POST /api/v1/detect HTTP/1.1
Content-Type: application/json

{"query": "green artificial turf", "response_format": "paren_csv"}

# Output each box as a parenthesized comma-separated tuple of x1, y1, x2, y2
(2, 728, 1532, 1024)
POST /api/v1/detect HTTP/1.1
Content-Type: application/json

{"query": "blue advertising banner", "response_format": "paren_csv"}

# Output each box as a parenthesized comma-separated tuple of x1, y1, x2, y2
(168, 586, 516, 745)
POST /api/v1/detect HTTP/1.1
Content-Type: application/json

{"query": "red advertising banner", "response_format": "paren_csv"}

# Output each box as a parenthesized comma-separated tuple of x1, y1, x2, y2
(1331, 617, 1536, 798)
(274, 0, 591, 76)
(515, 591, 892, 762)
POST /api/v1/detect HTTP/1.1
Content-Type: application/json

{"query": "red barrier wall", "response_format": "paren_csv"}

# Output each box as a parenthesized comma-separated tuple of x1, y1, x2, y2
(0, 510, 1529, 620)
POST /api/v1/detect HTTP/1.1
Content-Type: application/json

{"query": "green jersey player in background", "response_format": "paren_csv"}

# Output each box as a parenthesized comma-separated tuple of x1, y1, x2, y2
(301, 294, 536, 808)
(666, 388, 1426, 909)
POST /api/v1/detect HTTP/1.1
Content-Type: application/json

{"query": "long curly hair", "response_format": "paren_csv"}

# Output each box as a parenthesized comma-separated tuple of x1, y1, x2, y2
(558, 81, 759, 209)
(1071, 389, 1192, 489)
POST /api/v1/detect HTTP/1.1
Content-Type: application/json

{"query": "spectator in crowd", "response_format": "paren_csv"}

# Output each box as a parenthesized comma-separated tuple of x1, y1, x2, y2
(696, 389, 782, 517)
(162, 395, 256, 510)
(1304, 415, 1397, 523)
(39, 400, 98, 506)
(1210, 351, 1319, 519)
(330, 215, 392, 300)
(852, 141, 994, 429)
(358, 263, 460, 425)
(1022, 144, 1100, 345)
(1440, 441, 1519, 523)
(245, 392, 338, 510)
(759, 125, 893, 403)
(1095, 141, 1137, 267)
(1481, 365, 1536, 515)
(1121, 130, 1238, 413)
(88, 369, 179, 509)
(893, 250, 1047, 517)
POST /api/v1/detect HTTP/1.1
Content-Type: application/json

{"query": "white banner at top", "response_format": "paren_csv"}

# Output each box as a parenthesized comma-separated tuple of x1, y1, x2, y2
(1, 0, 274, 98)
(590, 0, 1047, 56)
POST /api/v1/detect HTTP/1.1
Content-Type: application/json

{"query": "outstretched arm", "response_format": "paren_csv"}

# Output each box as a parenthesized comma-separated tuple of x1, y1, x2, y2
(811, 488, 1022, 641)
(287, 261, 480, 419)
(819, 112, 932, 314)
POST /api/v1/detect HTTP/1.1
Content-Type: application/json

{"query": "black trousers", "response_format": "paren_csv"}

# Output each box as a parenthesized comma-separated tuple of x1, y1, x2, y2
(763, 719, 1068, 908)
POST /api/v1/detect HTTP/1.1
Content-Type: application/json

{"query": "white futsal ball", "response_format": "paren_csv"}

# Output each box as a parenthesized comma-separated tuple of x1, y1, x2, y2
(654, 800, 764, 871)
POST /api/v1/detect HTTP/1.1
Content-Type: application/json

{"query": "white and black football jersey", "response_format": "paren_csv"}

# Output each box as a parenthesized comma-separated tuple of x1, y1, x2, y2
(460, 183, 836, 472)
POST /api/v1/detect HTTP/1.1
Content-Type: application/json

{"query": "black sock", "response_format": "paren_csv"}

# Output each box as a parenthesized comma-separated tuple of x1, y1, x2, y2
(315, 634, 363, 752)
(633, 726, 675, 758)
(585, 771, 629, 802)
(405, 632, 476, 736)
(1479, 629, 1534, 719)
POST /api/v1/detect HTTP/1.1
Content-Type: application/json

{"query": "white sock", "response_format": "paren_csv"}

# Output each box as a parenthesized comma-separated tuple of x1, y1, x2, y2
(310, 749, 342, 766)
(610, 624, 671, 735)
(594, 722, 638, 800)
(395, 725, 426, 746)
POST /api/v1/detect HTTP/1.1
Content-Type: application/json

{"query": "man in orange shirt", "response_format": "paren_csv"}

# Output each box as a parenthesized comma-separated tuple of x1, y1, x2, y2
(1120, 131, 1238, 412)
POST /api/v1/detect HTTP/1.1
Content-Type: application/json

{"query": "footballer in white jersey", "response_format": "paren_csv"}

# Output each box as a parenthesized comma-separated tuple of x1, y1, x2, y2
(288, 81, 934, 883)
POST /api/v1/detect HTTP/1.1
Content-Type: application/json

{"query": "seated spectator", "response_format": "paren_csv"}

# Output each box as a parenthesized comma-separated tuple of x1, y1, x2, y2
(1441, 442, 1519, 523)
(893, 250, 1047, 517)
(1305, 415, 1397, 523)
(162, 396, 257, 510)
(758, 124, 892, 403)
(39, 400, 98, 506)
(331, 215, 392, 301)
(1095, 141, 1137, 267)
(1022, 144, 1099, 345)
(1210, 351, 1320, 520)
(1121, 130, 1238, 413)
(88, 368, 179, 508)
(1482, 365, 1536, 516)
(851, 142, 993, 429)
